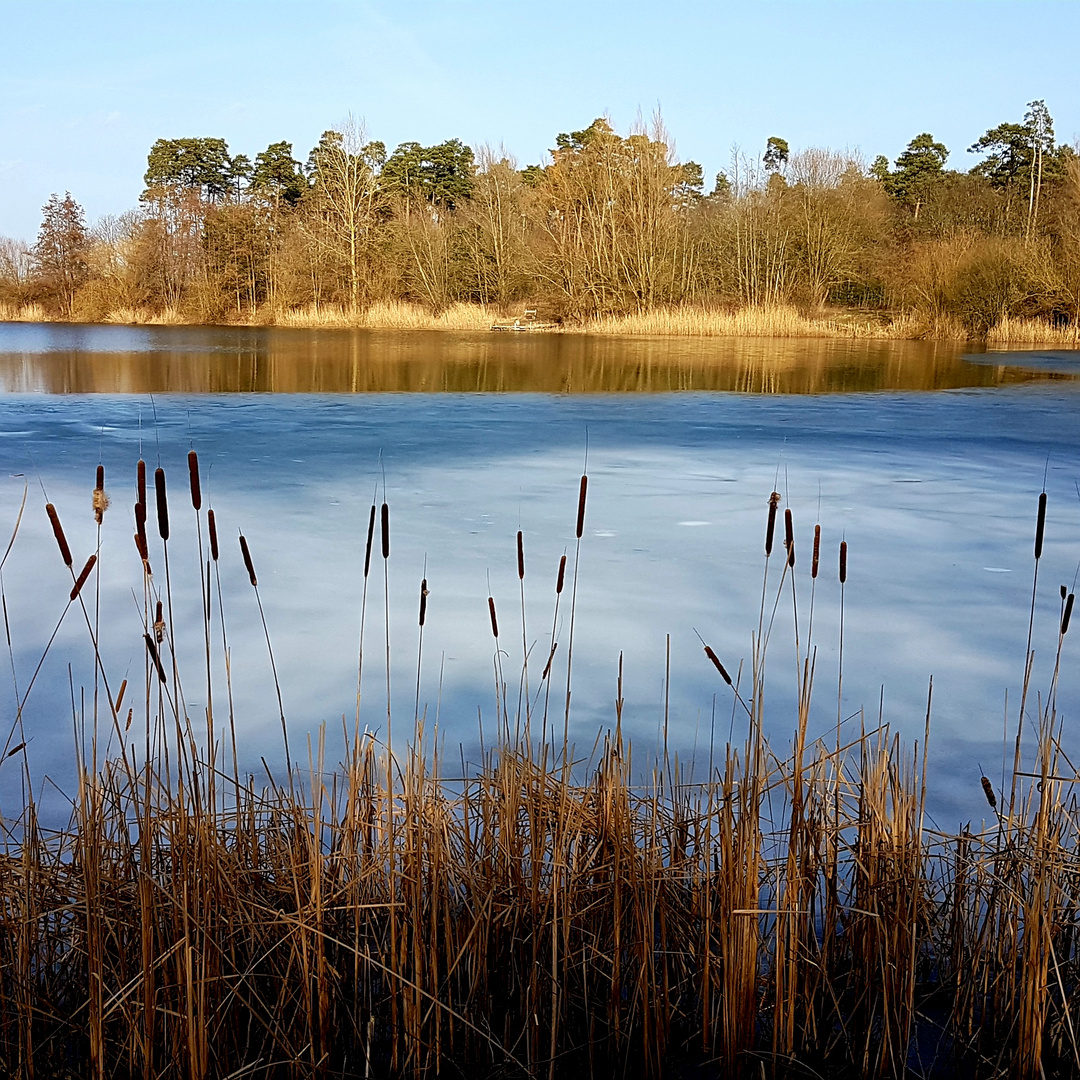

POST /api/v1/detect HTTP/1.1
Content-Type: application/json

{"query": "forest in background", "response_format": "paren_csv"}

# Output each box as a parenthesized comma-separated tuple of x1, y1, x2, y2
(2, 101, 1079, 340)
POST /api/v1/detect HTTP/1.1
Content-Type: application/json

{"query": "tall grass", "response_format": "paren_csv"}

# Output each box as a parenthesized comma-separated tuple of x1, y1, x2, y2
(273, 300, 496, 332)
(988, 314, 1080, 347)
(2, 462, 1079, 1078)
(8, 297, 1080, 343)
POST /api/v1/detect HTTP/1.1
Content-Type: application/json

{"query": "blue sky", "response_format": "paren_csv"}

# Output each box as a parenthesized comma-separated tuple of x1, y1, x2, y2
(2, 0, 1078, 240)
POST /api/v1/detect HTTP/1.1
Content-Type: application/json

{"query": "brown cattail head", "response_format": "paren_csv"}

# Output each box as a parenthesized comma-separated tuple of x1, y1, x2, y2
(575, 475, 588, 539)
(1063, 593, 1075, 636)
(187, 450, 202, 511)
(134, 498, 146, 535)
(153, 600, 164, 643)
(96, 464, 104, 490)
(542, 642, 558, 679)
(556, 554, 567, 594)
(419, 578, 429, 627)
(69, 554, 97, 602)
(154, 467, 169, 541)
(980, 773, 997, 811)
(45, 503, 73, 567)
(114, 678, 128, 715)
(784, 507, 794, 550)
(787, 539, 796, 569)
(364, 504, 376, 578)
(839, 540, 848, 585)
(1035, 491, 1047, 560)
(239, 534, 257, 587)
(144, 633, 167, 684)
(517, 530, 525, 580)
(488, 596, 499, 638)
(137, 459, 147, 508)
(380, 502, 389, 560)
(133, 531, 150, 570)
(704, 645, 733, 686)
(812, 524, 821, 579)
(765, 491, 781, 556)
(207, 508, 219, 561)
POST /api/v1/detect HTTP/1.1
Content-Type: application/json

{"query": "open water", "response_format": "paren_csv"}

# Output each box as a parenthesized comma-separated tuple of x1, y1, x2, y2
(1, 322, 1079, 827)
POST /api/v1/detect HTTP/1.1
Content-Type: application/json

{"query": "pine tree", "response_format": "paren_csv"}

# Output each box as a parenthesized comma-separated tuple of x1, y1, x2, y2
(32, 192, 88, 315)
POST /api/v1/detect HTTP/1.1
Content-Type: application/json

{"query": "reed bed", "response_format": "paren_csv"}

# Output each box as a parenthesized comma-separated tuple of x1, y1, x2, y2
(272, 301, 496, 332)
(2, 459, 1080, 1079)
(583, 303, 899, 339)
(987, 314, 1080, 347)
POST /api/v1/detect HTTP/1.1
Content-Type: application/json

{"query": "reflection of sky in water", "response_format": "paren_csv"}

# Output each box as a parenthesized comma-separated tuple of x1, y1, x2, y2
(2, 388, 1080, 830)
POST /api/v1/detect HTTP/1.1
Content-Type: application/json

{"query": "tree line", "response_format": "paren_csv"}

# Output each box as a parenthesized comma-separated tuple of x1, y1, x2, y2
(2, 103, 1079, 336)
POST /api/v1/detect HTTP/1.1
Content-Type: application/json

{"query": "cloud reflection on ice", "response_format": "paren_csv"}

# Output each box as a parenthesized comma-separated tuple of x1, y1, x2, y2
(1, 388, 1079, 829)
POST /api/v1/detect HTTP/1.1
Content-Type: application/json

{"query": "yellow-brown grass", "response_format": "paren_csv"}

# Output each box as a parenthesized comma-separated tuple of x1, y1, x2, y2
(987, 314, 1080, 346)
(273, 300, 496, 331)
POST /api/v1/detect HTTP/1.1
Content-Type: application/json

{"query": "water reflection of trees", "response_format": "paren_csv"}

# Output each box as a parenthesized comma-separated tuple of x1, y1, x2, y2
(0, 328, 1065, 395)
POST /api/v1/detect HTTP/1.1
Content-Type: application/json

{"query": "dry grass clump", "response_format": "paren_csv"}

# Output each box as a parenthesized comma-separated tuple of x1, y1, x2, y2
(987, 314, 1080, 346)
(274, 300, 496, 331)
(2, 463, 1080, 1078)
(582, 303, 895, 339)
(0, 301, 48, 322)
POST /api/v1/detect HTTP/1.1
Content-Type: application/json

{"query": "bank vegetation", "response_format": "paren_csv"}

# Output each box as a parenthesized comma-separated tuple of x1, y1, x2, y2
(2, 104, 1080, 342)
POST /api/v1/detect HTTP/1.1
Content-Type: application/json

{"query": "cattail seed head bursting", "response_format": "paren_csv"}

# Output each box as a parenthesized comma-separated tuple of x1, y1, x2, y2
(187, 450, 201, 511)
(94, 465, 107, 522)
(92, 488, 109, 524)
(1035, 491, 1047, 559)
(45, 503, 73, 567)
(154, 468, 169, 541)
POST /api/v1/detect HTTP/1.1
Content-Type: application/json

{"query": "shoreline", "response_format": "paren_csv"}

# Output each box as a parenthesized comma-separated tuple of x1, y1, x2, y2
(2, 300, 1077, 346)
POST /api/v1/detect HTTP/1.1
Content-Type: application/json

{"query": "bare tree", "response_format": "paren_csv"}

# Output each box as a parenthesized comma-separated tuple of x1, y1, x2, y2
(304, 116, 386, 310)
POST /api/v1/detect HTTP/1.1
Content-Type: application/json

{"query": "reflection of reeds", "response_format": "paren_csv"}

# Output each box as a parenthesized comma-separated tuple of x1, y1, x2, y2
(3, 465, 1080, 1079)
